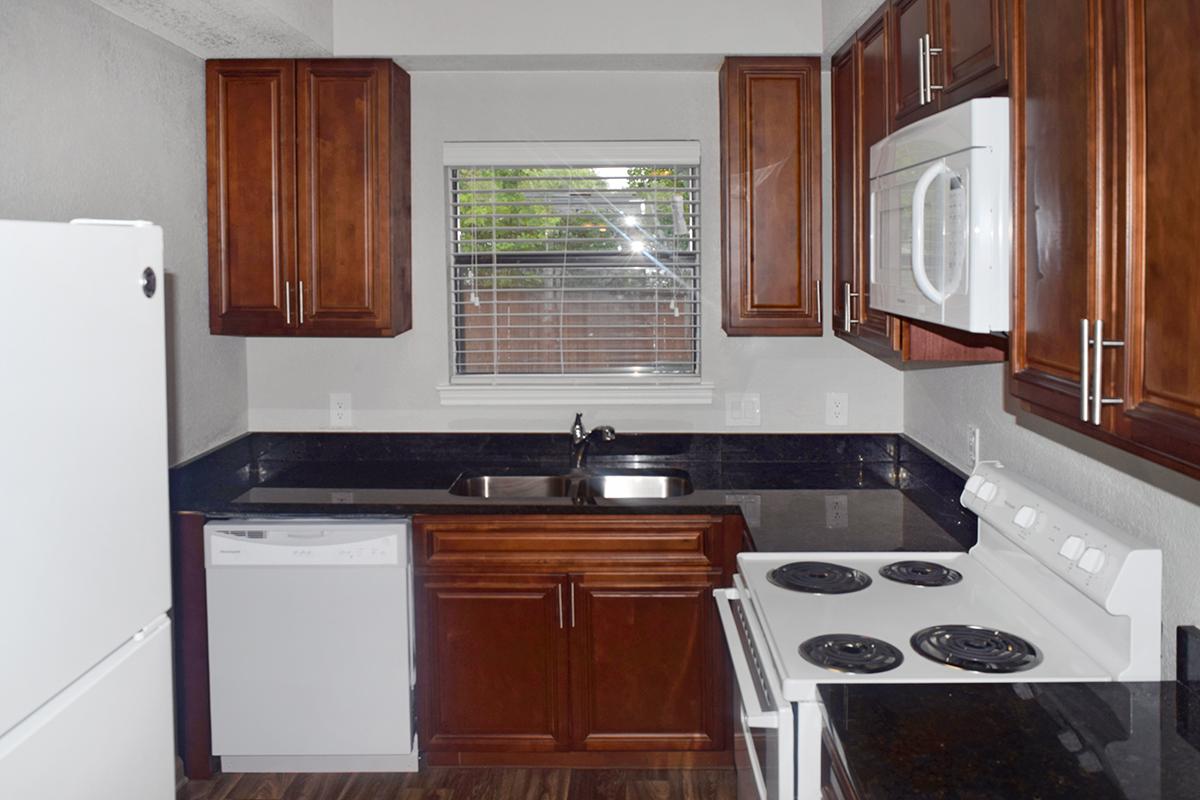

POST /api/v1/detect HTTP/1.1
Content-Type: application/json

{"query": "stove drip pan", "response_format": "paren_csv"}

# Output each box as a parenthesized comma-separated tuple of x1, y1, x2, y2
(799, 634, 904, 674)
(910, 624, 1043, 673)
(767, 561, 872, 594)
(879, 560, 964, 587)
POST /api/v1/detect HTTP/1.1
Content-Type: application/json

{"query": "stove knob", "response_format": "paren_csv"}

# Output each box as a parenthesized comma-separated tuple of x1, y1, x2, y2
(976, 481, 999, 502)
(1078, 547, 1106, 574)
(1058, 536, 1086, 561)
(1013, 506, 1038, 529)
(965, 475, 986, 494)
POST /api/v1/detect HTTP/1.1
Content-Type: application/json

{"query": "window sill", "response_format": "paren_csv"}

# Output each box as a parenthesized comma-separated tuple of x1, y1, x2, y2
(437, 382, 715, 406)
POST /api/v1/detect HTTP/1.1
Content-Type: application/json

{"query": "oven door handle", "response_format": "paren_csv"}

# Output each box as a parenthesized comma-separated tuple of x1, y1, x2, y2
(714, 588, 779, 729)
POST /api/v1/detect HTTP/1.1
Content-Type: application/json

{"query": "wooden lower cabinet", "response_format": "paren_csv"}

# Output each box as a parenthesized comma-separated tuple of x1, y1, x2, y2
(418, 573, 570, 752)
(413, 515, 737, 766)
(569, 571, 723, 751)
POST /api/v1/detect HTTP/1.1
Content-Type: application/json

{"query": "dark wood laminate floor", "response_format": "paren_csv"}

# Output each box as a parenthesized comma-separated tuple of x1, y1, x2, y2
(178, 768, 737, 800)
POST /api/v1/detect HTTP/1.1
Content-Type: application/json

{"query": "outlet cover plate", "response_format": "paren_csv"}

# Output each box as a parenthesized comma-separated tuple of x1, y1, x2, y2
(825, 392, 848, 427)
(329, 393, 352, 428)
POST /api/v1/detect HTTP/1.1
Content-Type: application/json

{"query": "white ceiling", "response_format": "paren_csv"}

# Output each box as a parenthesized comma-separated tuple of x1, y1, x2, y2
(89, 0, 333, 58)
(89, 0, 835, 69)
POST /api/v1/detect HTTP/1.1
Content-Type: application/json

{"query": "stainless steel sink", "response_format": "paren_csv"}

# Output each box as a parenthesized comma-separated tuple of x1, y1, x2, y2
(577, 470, 694, 499)
(448, 474, 572, 498)
(447, 469, 693, 500)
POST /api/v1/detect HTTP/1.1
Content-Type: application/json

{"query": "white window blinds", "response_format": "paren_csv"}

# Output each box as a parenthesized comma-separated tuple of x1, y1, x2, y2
(446, 142, 701, 379)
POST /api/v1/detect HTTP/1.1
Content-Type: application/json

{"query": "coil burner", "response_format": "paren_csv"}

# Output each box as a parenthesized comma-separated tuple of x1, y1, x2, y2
(910, 625, 1043, 674)
(879, 560, 964, 587)
(799, 634, 904, 674)
(767, 562, 872, 594)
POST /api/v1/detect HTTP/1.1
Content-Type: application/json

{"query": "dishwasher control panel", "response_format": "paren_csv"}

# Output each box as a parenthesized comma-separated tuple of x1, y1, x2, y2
(205, 522, 404, 566)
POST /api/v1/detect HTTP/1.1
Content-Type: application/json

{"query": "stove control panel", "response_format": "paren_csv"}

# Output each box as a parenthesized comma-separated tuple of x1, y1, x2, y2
(960, 461, 1160, 612)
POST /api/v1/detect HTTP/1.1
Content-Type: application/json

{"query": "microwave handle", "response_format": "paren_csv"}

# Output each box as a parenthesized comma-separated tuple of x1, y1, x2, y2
(868, 190, 877, 285)
(911, 160, 953, 305)
(714, 588, 780, 729)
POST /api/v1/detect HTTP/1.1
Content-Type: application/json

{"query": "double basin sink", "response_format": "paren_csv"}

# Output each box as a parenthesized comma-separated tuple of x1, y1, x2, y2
(449, 468, 693, 500)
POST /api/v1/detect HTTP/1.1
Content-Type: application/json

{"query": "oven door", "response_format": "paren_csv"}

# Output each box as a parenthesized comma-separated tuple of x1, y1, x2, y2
(715, 584, 794, 800)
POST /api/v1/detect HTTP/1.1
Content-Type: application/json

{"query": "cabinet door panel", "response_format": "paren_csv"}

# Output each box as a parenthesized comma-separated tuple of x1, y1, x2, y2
(721, 58, 823, 336)
(891, 0, 937, 126)
(569, 572, 724, 751)
(940, 0, 1009, 106)
(858, 13, 897, 346)
(1118, 0, 1200, 467)
(832, 44, 857, 335)
(206, 61, 296, 335)
(1011, 0, 1101, 418)
(297, 60, 391, 333)
(419, 574, 569, 751)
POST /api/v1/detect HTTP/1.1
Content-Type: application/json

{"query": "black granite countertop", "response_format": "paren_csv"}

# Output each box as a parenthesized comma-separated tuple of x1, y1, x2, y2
(170, 433, 976, 553)
(820, 680, 1200, 799)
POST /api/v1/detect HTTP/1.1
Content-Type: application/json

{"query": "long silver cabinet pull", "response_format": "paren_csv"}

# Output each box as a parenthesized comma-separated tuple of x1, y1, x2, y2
(1080, 318, 1091, 422)
(556, 584, 563, 629)
(918, 36, 927, 106)
(285, 281, 293, 325)
(570, 582, 576, 628)
(1091, 318, 1125, 426)
(843, 282, 861, 333)
(816, 279, 823, 326)
(924, 34, 943, 103)
(298, 280, 306, 324)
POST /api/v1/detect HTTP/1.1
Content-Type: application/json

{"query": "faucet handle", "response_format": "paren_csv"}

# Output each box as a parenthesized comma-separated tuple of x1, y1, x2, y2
(594, 426, 617, 442)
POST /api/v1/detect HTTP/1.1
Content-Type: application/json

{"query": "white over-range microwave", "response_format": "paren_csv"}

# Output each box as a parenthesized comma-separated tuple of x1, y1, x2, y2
(868, 98, 1011, 333)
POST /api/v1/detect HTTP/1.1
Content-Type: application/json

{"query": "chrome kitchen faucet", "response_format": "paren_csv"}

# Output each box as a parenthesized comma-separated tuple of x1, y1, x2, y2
(570, 412, 616, 471)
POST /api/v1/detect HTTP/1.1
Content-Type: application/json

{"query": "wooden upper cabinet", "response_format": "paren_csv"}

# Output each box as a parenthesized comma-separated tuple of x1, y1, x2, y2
(720, 57, 823, 336)
(1011, 0, 1105, 421)
(939, 0, 1009, 106)
(569, 571, 724, 752)
(890, 0, 938, 127)
(206, 61, 296, 335)
(417, 573, 571, 752)
(207, 58, 411, 337)
(1113, 0, 1200, 471)
(831, 44, 858, 337)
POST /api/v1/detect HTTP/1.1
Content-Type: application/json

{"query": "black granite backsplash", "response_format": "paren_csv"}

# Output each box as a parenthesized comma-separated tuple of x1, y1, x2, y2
(171, 432, 974, 544)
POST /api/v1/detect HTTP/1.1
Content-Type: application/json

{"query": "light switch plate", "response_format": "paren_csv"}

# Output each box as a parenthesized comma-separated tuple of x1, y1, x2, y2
(725, 393, 761, 427)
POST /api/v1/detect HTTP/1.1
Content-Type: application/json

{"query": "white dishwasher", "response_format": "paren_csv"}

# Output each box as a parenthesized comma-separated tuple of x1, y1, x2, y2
(204, 519, 417, 773)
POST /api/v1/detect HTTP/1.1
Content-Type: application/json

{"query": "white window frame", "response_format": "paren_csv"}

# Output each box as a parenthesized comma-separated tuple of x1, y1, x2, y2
(437, 140, 712, 406)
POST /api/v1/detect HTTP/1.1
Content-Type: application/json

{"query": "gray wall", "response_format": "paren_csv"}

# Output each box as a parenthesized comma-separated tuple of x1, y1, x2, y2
(906, 363, 1200, 678)
(0, 0, 247, 463)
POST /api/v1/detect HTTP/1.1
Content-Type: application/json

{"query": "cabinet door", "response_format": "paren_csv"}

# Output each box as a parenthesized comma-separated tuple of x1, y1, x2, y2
(857, 11, 898, 348)
(568, 571, 724, 751)
(1011, 0, 1112, 422)
(832, 43, 858, 336)
(938, 0, 1009, 107)
(890, 0, 939, 127)
(206, 60, 296, 335)
(720, 57, 823, 336)
(418, 573, 570, 752)
(296, 60, 399, 335)
(1115, 0, 1200, 471)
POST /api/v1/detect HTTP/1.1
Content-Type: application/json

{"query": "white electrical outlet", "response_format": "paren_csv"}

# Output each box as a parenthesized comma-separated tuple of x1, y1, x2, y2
(725, 393, 762, 427)
(825, 494, 849, 528)
(967, 426, 981, 467)
(329, 393, 352, 428)
(825, 392, 848, 426)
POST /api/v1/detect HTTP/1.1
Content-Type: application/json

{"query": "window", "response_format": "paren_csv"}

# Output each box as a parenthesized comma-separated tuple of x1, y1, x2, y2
(445, 142, 701, 385)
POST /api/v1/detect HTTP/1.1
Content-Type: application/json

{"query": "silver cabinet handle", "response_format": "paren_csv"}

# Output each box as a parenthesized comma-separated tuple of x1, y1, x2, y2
(556, 584, 564, 629)
(1090, 318, 1125, 426)
(569, 581, 576, 628)
(816, 279, 823, 326)
(924, 34, 943, 102)
(918, 36, 927, 106)
(843, 282, 861, 333)
(285, 281, 293, 325)
(298, 280, 306, 324)
(1079, 318, 1091, 422)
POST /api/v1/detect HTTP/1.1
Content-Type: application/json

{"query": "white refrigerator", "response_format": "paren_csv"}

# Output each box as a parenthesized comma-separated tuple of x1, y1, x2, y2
(0, 220, 176, 798)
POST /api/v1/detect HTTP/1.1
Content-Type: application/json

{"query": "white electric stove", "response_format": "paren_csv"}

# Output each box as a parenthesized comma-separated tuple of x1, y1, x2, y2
(715, 461, 1162, 800)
